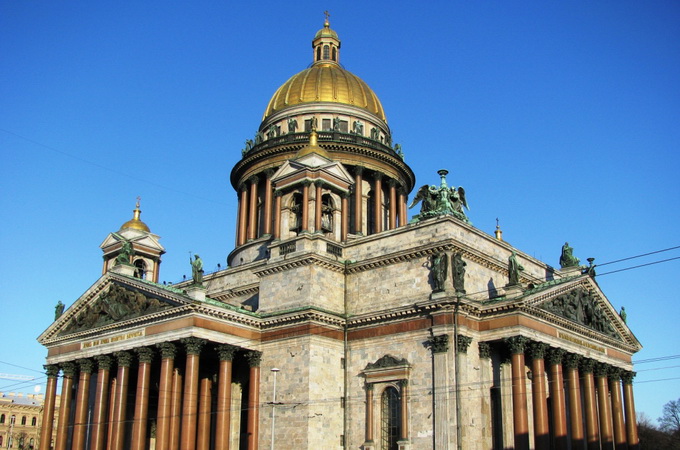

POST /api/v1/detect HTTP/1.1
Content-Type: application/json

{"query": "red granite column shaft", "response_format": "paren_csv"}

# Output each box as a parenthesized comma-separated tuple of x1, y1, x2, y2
(565, 354, 585, 449)
(596, 364, 614, 449)
(156, 343, 177, 450)
(111, 351, 133, 450)
(609, 370, 628, 450)
(622, 372, 639, 450)
(388, 180, 397, 230)
(365, 384, 374, 444)
(373, 173, 383, 234)
(39, 365, 59, 450)
(354, 167, 363, 234)
(196, 377, 212, 450)
(107, 377, 118, 448)
(180, 338, 206, 450)
(581, 359, 600, 450)
(238, 185, 248, 245)
(55, 362, 76, 450)
(398, 188, 407, 227)
(216, 344, 237, 450)
(529, 343, 550, 450)
(341, 193, 349, 241)
(506, 336, 530, 450)
(548, 349, 568, 450)
(246, 351, 262, 450)
(400, 380, 409, 441)
(72, 359, 94, 450)
(247, 176, 259, 240)
(273, 191, 282, 240)
(301, 182, 310, 232)
(90, 355, 112, 450)
(168, 368, 183, 450)
(314, 181, 323, 232)
(131, 347, 154, 450)
(263, 170, 274, 235)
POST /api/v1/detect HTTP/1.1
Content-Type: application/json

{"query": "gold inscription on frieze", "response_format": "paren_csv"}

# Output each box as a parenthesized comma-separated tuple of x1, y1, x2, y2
(81, 330, 145, 349)
(558, 331, 605, 353)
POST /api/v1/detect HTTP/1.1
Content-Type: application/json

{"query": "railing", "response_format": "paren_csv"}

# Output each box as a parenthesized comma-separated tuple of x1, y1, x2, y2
(279, 242, 296, 256)
(326, 243, 343, 257)
(244, 131, 398, 157)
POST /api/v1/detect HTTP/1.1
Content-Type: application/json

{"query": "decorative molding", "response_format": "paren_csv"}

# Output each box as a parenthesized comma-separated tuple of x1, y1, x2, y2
(365, 355, 409, 370)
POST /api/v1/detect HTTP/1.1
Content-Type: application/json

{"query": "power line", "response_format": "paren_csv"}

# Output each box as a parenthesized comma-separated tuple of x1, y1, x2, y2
(598, 245, 680, 267)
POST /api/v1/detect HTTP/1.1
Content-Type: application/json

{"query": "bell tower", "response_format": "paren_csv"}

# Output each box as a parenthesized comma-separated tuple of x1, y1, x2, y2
(100, 199, 165, 282)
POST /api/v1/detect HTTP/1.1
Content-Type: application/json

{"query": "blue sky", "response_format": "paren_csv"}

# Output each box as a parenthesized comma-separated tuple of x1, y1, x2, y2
(1, 1, 679, 424)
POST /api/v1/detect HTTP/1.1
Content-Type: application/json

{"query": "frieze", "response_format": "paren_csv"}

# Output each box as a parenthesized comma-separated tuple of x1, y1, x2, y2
(60, 283, 175, 336)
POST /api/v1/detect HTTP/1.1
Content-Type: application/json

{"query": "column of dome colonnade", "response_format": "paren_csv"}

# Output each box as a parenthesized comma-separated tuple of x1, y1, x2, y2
(39, 341, 262, 450)
(492, 337, 639, 450)
(234, 165, 410, 246)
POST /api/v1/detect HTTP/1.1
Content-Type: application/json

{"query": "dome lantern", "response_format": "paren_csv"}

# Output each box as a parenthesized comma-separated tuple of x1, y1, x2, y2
(313, 12, 340, 65)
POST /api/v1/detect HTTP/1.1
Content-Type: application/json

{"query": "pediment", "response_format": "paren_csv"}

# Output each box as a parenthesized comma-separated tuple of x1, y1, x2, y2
(39, 273, 189, 343)
(271, 158, 353, 190)
(523, 277, 638, 348)
(100, 231, 164, 253)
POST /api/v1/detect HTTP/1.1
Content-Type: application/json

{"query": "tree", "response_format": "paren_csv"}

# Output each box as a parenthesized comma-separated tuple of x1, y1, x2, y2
(659, 398, 680, 435)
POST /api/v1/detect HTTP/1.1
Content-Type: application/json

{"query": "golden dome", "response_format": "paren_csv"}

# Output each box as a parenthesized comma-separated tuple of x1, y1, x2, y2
(262, 63, 386, 122)
(120, 200, 150, 232)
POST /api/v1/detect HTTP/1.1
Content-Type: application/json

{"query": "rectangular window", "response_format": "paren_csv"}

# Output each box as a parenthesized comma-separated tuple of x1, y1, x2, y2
(322, 119, 332, 131)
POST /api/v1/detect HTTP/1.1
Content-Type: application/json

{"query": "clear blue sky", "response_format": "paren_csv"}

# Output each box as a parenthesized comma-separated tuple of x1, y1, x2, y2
(1, 1, 679, 424)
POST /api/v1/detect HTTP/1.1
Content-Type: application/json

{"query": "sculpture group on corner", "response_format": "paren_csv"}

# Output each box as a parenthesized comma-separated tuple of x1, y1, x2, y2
(409, 169, 469, 224)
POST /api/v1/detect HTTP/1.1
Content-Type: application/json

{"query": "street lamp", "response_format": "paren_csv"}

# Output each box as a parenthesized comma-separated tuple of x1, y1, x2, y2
(270, 368, 280, 450)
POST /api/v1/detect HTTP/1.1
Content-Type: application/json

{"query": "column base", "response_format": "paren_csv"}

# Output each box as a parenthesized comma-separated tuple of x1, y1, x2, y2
(398, 439, 411, 450)
(186, 285, 206, 301)
(362, 441, 375, 450)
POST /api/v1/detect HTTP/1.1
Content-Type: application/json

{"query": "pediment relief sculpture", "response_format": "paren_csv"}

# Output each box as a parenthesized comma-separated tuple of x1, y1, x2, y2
(60, 283, 174, 335)
(365, 354, 409, 370)
(539, 288, 619, 339)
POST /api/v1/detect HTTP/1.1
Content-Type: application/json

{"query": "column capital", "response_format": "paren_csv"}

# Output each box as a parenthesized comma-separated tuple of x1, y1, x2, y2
(245, 350, 263, 367)
(61, 361, 77, 377)
(428, 334, 449, 354)
(580, 358, 596, 373)
(114, 350, 134, 367)
(365, 382, 374, 391)
(157, 342, 178, 359)
(528, 341, 549, 360)
(314, 179, 326, 188)
(354, 166, 364, 176)
(546, 348, 566, 366)
(505, 335, 529, 354)
(181, 337, 207, 356)
(563, 353, 582, 369)
(264, 169, 276, 178)
(478, 342, 491, 359)
(216, 344, 239, 361)
(301, 179, 312, 187)
(594, 362, 610, 378)
(248, 175, 259, 185)
(238, 183, 248, 193)
(456, 334, 473, 354)
(399, 379, 409, 388)
(608, 367, 622, 381)
(136, 346, 155, 364)
(621, 371, 636, 385)
(76, 358, 95, 374)
(274, 189, 284, 197)
(386, 178, 398, 188)
(95, 355, 113, 371)
(44, 364, 60, 378)
(373, 172, 383, 181)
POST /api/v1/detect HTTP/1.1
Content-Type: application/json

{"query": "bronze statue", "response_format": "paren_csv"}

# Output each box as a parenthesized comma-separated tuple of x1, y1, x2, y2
(353, 120, 363, 136)
(288, 118, 298, 134)
(452, 253, 466, 294)
(190, 254, 204, 286)
(431, 252, 448, 292)
(619, 306, 627, 324)
(54, 300, 65, 321)
(559, 242, 580, 268)
(508, 251, 524, 286)
(409, 170, 469, 223)
(115, 239, 133, 266)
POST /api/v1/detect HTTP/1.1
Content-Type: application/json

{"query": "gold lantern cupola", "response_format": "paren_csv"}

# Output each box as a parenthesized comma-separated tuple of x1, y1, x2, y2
(313, 12, 340, 65)
(120, 198, 151, 232)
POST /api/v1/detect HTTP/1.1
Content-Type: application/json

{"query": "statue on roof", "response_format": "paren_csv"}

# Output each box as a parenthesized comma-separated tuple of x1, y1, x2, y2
(190, 254, 204, 286)
(115, 239, 134, 266)
(54, 300, 65, 321)
(619, 306, 627, 324)
(409, 170, 469, 224)
(288, 118, 298, 134)
(507, 251, 524, 286)
(559, 242, 580, 268)
(452, 253, 467, 294)
(431, 252, 448, 292)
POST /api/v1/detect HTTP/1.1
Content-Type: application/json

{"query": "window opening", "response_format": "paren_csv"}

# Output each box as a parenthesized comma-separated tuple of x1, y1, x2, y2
(134, 259, 147, 279)
(381, 386, 401, 450)
(323, 45, 330, 60)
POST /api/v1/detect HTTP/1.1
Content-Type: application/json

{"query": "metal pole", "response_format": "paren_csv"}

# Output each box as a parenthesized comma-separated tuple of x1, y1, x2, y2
(270, 368, 280, 450)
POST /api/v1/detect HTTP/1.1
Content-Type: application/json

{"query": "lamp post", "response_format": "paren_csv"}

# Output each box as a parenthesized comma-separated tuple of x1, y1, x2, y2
(270, 368, 280, 450)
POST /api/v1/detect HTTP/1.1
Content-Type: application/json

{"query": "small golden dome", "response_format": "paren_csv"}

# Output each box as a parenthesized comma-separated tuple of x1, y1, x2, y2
(314, 22, 338, 40)
(262, 64, 386, 122)
(120, 199, 150, 232)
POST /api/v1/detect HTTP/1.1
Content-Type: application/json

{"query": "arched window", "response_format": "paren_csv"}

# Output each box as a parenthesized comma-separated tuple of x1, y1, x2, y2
(134, 259, 147, 279)
(381, 386, 401, 450)
(10, 415, 15, 425)
(21, 415, 26, 425)
(0, 436, 3, 446)
(316, 46, 321, 61)
(332, 47, 337, 61)
(289, 193, 303, 234)
(323, 45, 330, 60)
(0, 413, 4, 424)
(321, 194, 334, 232)
(31, 416, 37, 426)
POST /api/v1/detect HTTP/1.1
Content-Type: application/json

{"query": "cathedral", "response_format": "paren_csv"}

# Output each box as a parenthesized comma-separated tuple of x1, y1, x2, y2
(38, 18, 642, 450)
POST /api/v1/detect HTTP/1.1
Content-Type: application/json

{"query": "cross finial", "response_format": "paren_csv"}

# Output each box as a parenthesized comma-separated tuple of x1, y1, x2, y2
(136, 196, 141, 209)
(324, 10, 330, 25)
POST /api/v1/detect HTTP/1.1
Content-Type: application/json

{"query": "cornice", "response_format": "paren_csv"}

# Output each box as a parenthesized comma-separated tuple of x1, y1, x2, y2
(253, 253, 346, 277)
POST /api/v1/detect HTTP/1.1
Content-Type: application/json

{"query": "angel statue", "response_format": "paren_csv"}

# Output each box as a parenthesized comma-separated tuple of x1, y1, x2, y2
(408, 169, 469, 223)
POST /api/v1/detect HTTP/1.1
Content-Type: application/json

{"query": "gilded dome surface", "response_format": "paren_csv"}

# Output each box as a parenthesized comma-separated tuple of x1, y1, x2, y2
(262, 63, 386, 122)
